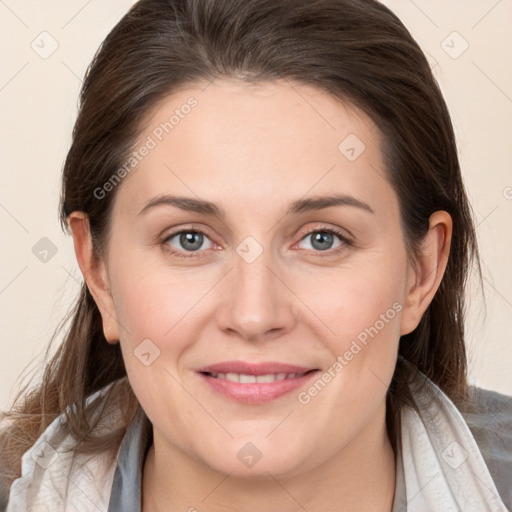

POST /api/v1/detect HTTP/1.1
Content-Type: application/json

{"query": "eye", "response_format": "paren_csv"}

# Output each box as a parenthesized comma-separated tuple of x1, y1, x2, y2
(163, 229, 215, 258)
(296, 227, 352, 256)
(161, 226, 352, 259)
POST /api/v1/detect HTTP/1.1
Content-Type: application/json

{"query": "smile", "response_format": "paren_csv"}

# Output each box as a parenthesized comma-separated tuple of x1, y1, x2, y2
(197, 364, 319, 404)
(204, 371, 310, 382)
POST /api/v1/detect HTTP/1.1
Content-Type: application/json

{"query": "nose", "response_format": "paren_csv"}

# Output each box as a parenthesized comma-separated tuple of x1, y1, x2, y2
(216, 249, 297, 343)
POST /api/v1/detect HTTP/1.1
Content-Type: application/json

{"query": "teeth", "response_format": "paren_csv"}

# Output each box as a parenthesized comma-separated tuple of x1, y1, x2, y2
(208, 372, 305, 382)
(256, 374, 275, 383)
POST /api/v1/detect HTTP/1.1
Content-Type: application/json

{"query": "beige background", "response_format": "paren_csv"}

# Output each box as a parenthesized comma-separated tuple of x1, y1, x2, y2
(1, 0, 511, 411)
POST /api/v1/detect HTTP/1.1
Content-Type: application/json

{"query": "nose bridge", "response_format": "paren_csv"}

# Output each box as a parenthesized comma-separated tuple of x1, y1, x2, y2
(216, 240, 295, 340)
(235, 246, 275, 302)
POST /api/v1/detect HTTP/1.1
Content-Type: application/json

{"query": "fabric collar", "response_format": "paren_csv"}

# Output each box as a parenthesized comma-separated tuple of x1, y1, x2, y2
(107, 370, 507, 511)
(6, 368, 509, 511)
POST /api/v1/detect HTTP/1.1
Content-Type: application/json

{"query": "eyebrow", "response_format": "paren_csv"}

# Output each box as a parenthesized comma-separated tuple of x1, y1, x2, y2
(137, 193, 375, 218)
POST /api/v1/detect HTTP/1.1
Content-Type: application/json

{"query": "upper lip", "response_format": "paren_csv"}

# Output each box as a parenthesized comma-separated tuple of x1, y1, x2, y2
(197, 361, 318, 376)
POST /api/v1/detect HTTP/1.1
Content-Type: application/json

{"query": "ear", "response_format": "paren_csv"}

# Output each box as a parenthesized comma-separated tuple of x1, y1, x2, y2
(400, 211, 452, 336)
(68, 212, 119, 344)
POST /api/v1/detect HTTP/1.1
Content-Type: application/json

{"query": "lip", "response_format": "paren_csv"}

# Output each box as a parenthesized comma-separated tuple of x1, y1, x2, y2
(196, 361, 319, 404)
(197, 361, 316, 375)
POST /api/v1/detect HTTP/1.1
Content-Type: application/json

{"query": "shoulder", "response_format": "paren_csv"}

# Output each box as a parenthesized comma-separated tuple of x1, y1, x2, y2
(402, 364, 512, 509)
(460, 386, 512, 507)
(5, 413, 120, 512)
(3, 380, 130, 512)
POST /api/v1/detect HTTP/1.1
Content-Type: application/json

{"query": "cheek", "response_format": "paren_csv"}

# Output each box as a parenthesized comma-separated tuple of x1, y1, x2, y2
(115, 275, 176, 339)
(290, 251, 407, 415)
(106, 258, 192, 381)
(293, 258, 406, 352)
(109, 246, 204, 338)
(108, 252, 225, 391)
(109, 261, 201, 422)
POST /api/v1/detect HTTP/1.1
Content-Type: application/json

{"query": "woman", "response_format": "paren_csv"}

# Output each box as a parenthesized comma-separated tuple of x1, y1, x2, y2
(1, 0, 511, 510)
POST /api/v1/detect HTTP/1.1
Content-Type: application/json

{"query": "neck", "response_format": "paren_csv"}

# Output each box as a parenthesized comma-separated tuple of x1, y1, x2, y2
(142, 406, 396, 512)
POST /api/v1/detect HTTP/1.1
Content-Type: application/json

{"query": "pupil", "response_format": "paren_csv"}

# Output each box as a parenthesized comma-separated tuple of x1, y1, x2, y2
(181, 232, 203, 251)
(312, 232, 332, 250)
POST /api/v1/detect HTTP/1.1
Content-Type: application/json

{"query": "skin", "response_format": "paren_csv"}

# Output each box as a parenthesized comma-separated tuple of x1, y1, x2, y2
(69, 78, 452, 512)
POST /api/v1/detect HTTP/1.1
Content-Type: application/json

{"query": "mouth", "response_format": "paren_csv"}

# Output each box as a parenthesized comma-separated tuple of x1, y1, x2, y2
(201, 370, 315, 383)
(196, 361, 320, 404)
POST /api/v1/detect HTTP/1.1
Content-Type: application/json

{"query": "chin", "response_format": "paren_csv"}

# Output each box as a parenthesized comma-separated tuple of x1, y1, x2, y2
(199, 441, 313, 479)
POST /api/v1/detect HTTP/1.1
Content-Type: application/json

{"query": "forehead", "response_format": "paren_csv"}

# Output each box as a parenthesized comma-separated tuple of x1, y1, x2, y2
(112, 78, 396, 222)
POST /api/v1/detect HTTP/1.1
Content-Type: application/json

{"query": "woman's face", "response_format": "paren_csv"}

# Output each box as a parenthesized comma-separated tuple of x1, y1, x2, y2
(96, 79, 419, 477)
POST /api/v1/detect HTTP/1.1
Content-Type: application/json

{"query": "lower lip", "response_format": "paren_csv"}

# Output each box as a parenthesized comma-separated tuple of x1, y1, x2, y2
(198, 371, 319, 404)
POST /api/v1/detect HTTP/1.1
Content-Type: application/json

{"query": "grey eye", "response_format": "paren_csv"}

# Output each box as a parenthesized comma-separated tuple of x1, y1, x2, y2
(301, 231, 343, 251)
(167, 231, 212, 252)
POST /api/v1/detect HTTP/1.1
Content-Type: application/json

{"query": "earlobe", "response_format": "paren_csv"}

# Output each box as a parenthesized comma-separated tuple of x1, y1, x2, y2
(68, 212, 120, 344)
(400, 211, 452, 336)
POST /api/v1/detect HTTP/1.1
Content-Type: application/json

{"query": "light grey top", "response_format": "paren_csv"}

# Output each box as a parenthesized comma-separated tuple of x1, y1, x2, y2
(2, 372, 511, 511)
(105, 384, 512, 511)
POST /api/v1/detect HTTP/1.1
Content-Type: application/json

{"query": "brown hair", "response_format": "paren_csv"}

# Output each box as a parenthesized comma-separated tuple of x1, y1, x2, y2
(0, 0, 481, 492)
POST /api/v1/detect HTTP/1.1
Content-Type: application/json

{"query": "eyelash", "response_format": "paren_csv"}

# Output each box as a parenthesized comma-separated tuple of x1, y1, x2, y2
(161, 225, 353, 260)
